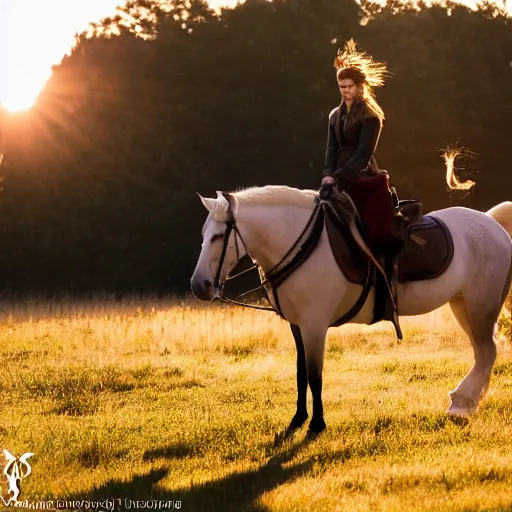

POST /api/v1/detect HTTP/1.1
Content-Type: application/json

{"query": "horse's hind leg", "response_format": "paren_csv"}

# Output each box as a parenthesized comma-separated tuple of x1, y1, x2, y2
(448, 294, 499, 416)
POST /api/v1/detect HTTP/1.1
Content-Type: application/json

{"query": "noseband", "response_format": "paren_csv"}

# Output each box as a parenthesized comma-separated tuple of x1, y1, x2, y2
(211, 203, 238, 294)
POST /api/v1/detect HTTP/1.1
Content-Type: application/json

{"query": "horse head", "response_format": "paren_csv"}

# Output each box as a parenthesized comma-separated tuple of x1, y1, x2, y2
(191, 191, 246, 301)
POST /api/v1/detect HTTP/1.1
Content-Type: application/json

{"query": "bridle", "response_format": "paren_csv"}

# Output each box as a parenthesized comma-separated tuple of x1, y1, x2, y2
(211, 193, 275, 312)
(210, 192, 325, 315)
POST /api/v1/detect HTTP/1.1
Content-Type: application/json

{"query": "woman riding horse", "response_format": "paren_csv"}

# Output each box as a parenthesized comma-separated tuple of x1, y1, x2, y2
(319, 40, 406, 335)
(319, 39, 394, 252)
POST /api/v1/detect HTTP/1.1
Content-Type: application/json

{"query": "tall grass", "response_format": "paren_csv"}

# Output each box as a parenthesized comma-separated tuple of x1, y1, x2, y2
(0, 297, 511, 511)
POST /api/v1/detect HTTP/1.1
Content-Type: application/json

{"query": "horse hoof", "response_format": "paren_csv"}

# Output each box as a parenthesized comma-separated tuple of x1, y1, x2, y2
(288, 412, 309, 431)
(447, 405, 471, 418)
(307, 418, 326, 437)
(306, 429, 324, 440)
(448, 391, 477, 417)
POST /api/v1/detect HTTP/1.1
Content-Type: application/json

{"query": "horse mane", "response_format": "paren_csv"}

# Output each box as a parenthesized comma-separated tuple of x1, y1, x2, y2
(234, 185, 317, 209)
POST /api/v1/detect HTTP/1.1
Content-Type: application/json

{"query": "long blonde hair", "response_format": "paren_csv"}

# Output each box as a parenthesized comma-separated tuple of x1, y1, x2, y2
(334, 39, 389, 121)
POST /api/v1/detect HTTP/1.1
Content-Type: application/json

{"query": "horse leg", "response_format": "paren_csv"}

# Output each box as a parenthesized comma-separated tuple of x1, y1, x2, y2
(286, 324, 309, 432)
(300, 324, 328, 434)
(448, 294, 499, 415)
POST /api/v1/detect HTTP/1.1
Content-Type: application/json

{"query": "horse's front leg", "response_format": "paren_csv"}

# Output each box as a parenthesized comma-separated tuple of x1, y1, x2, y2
(301, 323, 328, 435)
(286, 324, 309, 433)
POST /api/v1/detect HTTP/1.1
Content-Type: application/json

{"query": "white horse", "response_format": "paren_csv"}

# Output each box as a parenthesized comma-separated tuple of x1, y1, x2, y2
(191, 187, 512, 434)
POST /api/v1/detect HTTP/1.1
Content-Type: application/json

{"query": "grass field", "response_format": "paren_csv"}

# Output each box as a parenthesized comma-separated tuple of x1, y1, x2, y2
(1, 297, 512, 511)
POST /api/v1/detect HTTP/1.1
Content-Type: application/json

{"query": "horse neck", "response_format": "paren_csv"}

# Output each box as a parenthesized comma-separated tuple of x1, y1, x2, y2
(236, 203, 315, 272)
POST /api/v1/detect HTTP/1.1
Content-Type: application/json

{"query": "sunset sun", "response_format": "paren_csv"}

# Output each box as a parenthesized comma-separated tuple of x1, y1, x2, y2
(0, 0, 240, 114)
(0, 0, 125, 113)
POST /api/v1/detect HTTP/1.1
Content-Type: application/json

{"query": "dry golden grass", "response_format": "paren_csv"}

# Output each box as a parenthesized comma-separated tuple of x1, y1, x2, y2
(0, 297, 511, 511)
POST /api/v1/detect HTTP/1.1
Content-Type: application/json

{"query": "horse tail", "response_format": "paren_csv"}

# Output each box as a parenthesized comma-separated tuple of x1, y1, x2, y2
(487, 202, 512, 237)
(487, 202, 512, 308)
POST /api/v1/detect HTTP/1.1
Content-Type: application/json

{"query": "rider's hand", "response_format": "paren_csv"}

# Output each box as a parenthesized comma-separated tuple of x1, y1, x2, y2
(319, 176, 335, 200)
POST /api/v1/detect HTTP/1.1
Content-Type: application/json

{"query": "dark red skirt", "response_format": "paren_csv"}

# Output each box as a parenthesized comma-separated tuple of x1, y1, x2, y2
(336, 173, 394, 250)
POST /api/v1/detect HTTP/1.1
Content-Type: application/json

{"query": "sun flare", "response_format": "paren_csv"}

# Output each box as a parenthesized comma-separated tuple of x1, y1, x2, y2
(0, 0, 125, 113)
(0, 0, 241, 114)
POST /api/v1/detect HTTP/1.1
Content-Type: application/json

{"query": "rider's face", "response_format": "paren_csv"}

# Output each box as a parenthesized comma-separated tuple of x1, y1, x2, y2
(338, 79, 359, 101)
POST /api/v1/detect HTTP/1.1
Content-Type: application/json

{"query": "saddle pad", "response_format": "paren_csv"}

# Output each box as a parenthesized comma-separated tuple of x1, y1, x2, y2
(398, 215, 454, 283)
(324, 203, 367, 285)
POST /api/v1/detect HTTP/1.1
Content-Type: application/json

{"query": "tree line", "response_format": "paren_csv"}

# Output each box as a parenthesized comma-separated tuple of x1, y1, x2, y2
(0, 0, 510, 294)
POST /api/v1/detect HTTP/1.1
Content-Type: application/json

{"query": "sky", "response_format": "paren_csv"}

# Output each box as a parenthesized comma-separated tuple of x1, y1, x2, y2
(0, 0, 240, 112)
(0, 0, 507, 112)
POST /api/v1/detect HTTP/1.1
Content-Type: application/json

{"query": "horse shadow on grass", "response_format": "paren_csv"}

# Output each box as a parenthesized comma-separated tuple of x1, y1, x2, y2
(65, 436, 315, 512)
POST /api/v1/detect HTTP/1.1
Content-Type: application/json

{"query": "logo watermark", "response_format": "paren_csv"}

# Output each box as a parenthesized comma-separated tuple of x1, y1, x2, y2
(115, 500, 181, 510)
(0, 449, 182, 510)
(1, 449, 34, 507)
(54, 499, 181, 510)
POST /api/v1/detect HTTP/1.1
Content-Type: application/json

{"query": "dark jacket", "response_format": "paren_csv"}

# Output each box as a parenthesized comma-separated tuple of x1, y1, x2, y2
(323, 99, 382, 180)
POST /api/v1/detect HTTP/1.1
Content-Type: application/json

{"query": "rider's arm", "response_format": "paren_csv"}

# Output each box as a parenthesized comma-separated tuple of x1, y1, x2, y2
(342, 117, 381, 179)
(323, 116, 338, 177)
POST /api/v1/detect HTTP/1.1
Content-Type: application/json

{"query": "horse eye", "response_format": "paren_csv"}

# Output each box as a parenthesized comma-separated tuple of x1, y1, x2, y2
(211, 233, 225, 243)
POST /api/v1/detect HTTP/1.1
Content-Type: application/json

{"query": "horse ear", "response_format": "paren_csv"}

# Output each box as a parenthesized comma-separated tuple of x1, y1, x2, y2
(197, 193, 216, 212)
(215, 191, 231, 207)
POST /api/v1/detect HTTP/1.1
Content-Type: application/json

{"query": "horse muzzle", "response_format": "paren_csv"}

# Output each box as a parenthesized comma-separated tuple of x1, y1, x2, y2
(190, 277, 214, 301)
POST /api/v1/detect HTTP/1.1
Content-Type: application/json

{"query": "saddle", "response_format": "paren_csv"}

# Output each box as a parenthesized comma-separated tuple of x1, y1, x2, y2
(398, 215, 454, 283)
(323, 190, 454, 339)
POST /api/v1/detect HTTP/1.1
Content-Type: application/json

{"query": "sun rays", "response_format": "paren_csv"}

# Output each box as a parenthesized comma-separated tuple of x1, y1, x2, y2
(0, 0, 123, 113)
(0, 0, 244, 113)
